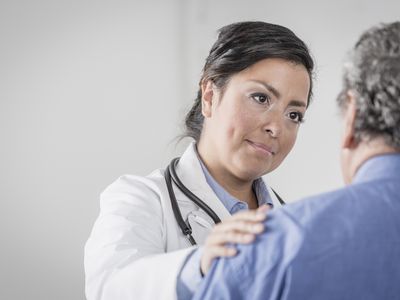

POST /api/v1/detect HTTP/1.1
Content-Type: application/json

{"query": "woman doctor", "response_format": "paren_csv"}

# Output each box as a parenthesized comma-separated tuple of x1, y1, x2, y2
(85, 21, 314, 300)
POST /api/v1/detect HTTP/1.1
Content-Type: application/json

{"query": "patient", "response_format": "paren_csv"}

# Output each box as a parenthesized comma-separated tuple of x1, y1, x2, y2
(193, 21, 400, 300)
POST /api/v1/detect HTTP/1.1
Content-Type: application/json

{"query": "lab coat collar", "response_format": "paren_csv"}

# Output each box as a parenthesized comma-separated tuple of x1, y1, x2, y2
(175, 142, 231, 220)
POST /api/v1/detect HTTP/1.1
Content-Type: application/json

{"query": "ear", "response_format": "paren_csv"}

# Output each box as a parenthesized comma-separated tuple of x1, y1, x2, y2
(201, 80, 215, 118)
(341, 90, 358, 150)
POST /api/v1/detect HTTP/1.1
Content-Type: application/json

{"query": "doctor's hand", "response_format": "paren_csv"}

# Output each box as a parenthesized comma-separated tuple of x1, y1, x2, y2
(200, 205, 270, 276)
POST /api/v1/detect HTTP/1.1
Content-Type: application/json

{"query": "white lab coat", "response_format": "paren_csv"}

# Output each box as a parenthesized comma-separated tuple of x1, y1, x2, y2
(84, 142, 282, 300)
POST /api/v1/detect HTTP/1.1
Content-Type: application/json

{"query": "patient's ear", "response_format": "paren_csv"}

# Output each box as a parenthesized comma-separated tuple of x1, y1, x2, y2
(341, 91, 358, 149)
(201, 80, 215, 118)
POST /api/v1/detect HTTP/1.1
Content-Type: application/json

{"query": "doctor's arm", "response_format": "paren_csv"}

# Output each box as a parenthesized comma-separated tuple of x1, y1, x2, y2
(84, 176, 194, 300)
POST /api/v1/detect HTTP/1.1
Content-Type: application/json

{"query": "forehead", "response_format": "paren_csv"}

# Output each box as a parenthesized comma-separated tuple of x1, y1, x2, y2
(227, 58, 310, 103)
(239, 58, 308, 79)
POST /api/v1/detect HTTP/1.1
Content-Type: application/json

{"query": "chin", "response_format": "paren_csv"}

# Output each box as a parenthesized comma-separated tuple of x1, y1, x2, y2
(239, 163, 273, 179)
(259, 160, 278, 175)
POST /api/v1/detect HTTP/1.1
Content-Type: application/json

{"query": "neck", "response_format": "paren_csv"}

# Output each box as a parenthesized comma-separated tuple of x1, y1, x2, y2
(347, 139, 397, 183)
(196, 144, 258, 209)
(214, 171, 258, 209)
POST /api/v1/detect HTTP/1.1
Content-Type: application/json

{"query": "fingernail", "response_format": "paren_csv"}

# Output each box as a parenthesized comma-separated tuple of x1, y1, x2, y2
(228, 248, 237, 256)
(245, 234, 255, 242)
(258, 205, 270, 212)
(256, 210, 267, 218)
(252, 223, 264, 232)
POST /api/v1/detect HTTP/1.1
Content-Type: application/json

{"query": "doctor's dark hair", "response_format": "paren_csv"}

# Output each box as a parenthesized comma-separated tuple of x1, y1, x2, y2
(337, 21, 400, 148)
(184, 21, 314, 142)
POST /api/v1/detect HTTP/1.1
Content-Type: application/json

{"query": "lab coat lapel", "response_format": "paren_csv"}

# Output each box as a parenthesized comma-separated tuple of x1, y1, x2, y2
(175, 142, 231, 221)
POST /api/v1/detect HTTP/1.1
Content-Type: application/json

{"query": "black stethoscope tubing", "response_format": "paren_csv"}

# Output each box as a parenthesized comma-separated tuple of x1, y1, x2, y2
(164, 157, 285, 246)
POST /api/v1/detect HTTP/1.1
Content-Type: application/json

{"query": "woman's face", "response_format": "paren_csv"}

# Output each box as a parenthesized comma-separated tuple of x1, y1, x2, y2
(198, 58, 310, 181)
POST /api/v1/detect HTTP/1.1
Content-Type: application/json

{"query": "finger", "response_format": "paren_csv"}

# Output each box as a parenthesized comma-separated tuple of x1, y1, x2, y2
(257, 204, 271, 213)
(215, 214, 266, 233)
(206, 231, 256, 246)
(228, 207, 269, 222)
(206, 245, 237, 259)
(213, 219, 265, 234)
(201, 246, 237, 275)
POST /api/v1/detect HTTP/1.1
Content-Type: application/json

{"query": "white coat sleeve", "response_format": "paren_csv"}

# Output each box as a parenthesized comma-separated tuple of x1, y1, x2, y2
(84, 175, 194, 300)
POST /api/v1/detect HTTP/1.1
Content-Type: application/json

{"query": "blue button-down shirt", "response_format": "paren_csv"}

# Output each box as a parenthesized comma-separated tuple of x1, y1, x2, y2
(199, 157, 273, 213)
(176, 151, 273, 299)
(193, 154, 400, 300)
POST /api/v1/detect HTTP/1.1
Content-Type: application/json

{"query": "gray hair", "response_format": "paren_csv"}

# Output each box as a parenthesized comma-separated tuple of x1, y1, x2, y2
(337, 21, 400, 148)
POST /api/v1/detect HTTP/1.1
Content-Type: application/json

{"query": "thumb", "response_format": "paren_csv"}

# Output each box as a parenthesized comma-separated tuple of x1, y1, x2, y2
(257, 204, 271, 213)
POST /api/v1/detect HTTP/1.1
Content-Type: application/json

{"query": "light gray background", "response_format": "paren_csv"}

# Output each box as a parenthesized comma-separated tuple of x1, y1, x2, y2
(1, 0, 398, 299)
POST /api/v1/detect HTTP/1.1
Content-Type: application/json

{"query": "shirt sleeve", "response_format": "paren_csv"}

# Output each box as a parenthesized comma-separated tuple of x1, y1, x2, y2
(176, 247, 204, 300)
(193, 255, 245, 300)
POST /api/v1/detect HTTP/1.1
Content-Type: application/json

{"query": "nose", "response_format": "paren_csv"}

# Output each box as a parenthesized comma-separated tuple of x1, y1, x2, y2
(263, 113, 283, 138)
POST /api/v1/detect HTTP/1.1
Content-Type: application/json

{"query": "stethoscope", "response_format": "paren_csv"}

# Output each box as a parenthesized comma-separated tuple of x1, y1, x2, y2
(164, 157, 285, 245)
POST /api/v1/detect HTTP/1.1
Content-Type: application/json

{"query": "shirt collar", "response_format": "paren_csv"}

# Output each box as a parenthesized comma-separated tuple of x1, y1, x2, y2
(353, 153, 400, 184)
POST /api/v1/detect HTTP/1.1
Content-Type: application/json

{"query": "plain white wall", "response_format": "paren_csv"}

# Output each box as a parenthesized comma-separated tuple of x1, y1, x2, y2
(0, 1, 184, 299)
(1, 1, 399, 299)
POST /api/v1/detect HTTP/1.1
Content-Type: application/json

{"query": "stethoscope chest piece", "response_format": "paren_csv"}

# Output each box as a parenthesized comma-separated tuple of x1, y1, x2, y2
(165, 157, 221, 245)
(187, 210, 214, 244)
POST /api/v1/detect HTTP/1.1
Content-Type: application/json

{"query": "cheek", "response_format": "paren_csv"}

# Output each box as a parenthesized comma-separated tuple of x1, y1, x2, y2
(226, 126, 235, 139)
(280, 127, 299, 156)
(224, 106, 254, 139)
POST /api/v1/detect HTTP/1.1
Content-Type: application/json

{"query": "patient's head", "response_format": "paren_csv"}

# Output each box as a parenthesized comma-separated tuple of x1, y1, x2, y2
(337, 21, 400, 149)
(337, 22, 400, 183)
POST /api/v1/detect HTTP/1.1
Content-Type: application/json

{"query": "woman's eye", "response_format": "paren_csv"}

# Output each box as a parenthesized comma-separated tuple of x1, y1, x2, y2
(288, 111, 304, 123)
(251, 93, 270, 104)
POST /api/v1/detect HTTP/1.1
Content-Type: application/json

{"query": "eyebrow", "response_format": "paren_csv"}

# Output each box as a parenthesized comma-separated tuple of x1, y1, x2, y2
(250, 80, 281, 99)
(288, 100, 307, 108)
(249, 80, 307, 108)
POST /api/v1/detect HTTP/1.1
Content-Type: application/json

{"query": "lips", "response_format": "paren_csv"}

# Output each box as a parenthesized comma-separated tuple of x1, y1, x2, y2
(246, 140, 276, 155)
